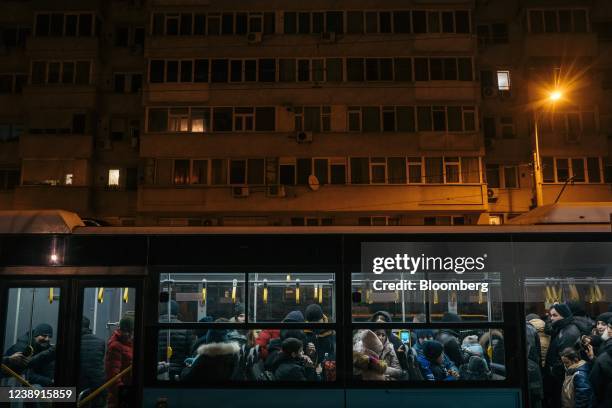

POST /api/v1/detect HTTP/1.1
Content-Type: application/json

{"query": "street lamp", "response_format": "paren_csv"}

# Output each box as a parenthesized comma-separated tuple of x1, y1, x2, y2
(533, 89, 564, 207)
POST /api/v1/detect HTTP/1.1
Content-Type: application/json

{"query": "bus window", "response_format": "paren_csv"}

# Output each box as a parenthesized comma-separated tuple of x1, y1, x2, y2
(1, 287, 60, 387)
(159, 273, 245, 323)
(351, 272, 426, 322)
(429, 272, 503, 322)
(79, 287, 136, 408)
(248, 273, 335, 322)
(353, 328, 506, 381)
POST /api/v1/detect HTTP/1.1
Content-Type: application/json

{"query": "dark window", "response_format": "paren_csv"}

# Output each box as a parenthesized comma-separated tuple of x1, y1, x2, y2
(414, 58, 429, 81)
(284, 12, 297, 34)
(79, 14, 93, 36)
(180, 14, 193, 35)
(126, 168, 138, 191)
(245, 60, 257, 81)
(458, 58, 473, 81)
(279, 164, 295, 185)
(264, 13, 275, 34)
(312, 12, 324, 33)
(362, 107, 380, 132)
(556, 158, 569, 181)
(14, 74, 27, 93)
(298, 12, 310, 34)
(180, 60, 193, 82)
(62, 62, 74, 84)
(115, 26, 129, 46)
(413, 11, 426, 33)
(430, 59, 443, 80)
(442, 12, 454, 33)
(247, 159, 264, 185)
(443, 58, 457, 80)
(150, 60, 165, 83)
(166, 15, 179, 35)
(236, 13, 248, 35)
(48, 62, 60, 83)
(35, 14, 50, 36)
(397, 106, 415, 131)
(230, 60, 242, 82)
(417, 107, 432, 131)
(65, 15, 78, 36)
(530, 10, 544, 33)
(291, 217, 305, 226)
(486, 164, 500, 188)
(483, 116, 496, 139)
(296, 158, 311, 185)
(212, 159, 227, 184)
(491, 23, 508, 43)
(394, 58, 412, 81)
(131, 74, 142, 93)
(379, 12, 392, 33)
(148, 109, 167, 132)
(194, 14, 206, 35)
(194, 59, 209, 82)
(380, 59, 393, 80)
(330, 163, 346, 184)
(347, 11, 364, 33)
(75, 61, 90, 84)
(50, 14, 63, 36)
(213, 108, 233, 131)
(258, 59, 276, 82)
(432, 107, 446, 131)
(255, 107, 275, 131)
(350, 158, 369, 184)
(573, 10, 587, 33)
(230, 160, 246, 184)
(166, 61, 178, 82)
(153, 14, 164, 35)
(365, 59, 379, 81)
(222, 13, 234, 35)
(297, 60, 310, 82)
(572, 158, 585, 182)
(542, 157, 554, 182)
(326, 11, 343, 33)
(211, 59, 228, 82)
(114, 73, 125, 92)
(425, 157, 443, 183)
(447, 107, 462, 131)
(394, 11, 411, 33)
(382, 108, 395, 132)
(72, 113, 86, 134)
(347, 58, 364, 81)
(428, 12, 440, 33)
(314, 159, 328, 185)
(455, 11, 470, 33)
(388, 157, 407, 183)
(544, 11, 557, 33)
(365, 12, 377, 34)
(587, 157, 601, 182)
(327, 58, 342, 82)
(32, 61, 46, 84)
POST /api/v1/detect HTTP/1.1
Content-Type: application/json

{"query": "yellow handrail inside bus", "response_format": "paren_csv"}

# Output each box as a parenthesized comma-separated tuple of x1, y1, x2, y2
(77, 365, 132, 408)
(1, 363, 33, 387)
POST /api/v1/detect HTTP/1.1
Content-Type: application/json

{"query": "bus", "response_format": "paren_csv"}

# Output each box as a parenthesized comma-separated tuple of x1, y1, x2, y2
(0, 210, 610, 408)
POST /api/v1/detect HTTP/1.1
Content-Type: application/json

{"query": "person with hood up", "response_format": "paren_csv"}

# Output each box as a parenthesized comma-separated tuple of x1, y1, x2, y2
(263, 311, 305, 371)
(567, 301, 595, 336)
(544, 303, 583, 408)
(180, 328, 241, 382)
(304, 304, 335, 365)
(593, 312, 612, 341)
(527, 313, 549, 367)
(369, 311, 402, 350)
(459, 355, 492, 381)
(270, 338, 316, 381)
(158, 300, 194, 380)
(4, 323, 56, 387)
(416, 340, 459, 381)
(353, 330, 387, 381)
(78, 317, 106, 407)
(589, 315, 612, 408)
(412, 329, 435, 356)
(105, 317, 133, 408)
(373, 329, 402, 379)
(560, 347, 593, 408)
(436, 312, 465, 368)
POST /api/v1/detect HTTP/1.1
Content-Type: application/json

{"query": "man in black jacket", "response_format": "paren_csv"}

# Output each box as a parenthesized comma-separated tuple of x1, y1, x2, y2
(79, 317, 106, 407)
(271, 338, 316, 381)
(4, 323, 56, 386)
(589, 316, 612, 408)
(543, 303, 582, 408)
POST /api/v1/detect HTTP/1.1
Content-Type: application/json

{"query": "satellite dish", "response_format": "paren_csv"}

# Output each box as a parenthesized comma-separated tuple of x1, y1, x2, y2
(308, 175, 320, 191)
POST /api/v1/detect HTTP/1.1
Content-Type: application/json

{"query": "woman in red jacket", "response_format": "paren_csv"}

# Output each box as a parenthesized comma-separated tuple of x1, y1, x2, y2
(105, 317, 134, 408)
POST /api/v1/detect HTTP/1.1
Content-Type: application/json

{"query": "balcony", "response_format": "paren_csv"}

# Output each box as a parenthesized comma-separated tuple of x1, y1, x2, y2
(487, 188, 533, 214)
(14, 185, 91, 213)
(138, 184, 487, 213)
(484, 138, 531, 162)
(418, 132, 481, 151)
(524, 33, 598, 57)
(22, 85, 97, 109)
(20, 133, 93, 159)
(92, 189, 138, 216)
(542, 184, 612, 204)
(26, 37, 100, 59)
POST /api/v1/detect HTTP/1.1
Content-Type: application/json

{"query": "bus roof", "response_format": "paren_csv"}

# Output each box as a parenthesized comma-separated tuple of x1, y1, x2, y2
(0, 210, 84, 233)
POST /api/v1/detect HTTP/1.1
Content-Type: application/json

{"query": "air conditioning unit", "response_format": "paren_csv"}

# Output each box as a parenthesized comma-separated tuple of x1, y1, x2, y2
(320, 32, 336, 43)
(487, 188, 499, 203)
(232, 186, 250, 198)
(267, 185, 286, 198)
(296, 131, 313, 143)
(247, 32, 263, 44)
(482, 86, 496, 98)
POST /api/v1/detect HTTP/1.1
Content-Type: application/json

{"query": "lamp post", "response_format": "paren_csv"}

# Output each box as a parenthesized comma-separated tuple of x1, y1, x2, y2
(533, 90, 563, 208)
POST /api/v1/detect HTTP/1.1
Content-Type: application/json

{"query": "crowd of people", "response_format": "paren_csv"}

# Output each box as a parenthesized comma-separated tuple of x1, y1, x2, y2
(1, 316, 134, 408)
(526, 301, 612, 408)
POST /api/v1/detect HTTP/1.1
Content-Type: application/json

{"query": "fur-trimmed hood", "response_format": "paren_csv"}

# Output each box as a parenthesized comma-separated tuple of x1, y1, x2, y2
(196, 341, 240, 357)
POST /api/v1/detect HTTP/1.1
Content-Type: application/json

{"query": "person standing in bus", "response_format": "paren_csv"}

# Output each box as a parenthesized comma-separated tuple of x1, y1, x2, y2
(560, 347, 593, 408)
(5, 323, 56, 386)
(527, 313, 550, 367)
(589, 316, 612, 408)
(593, 313, 612, 342)
(304, 304, 336, 365)
(105, 317, 133, 408)
(544, 304, 582, 408)
(79, 317, 106, 407)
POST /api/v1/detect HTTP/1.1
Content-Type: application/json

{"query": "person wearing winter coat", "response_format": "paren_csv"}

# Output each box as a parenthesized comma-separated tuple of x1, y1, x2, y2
(270, 338, 316, 381)
(567, 301, 595, 336)
(180, 330, 241, 382)
(78, 317, 106, 407)
(589, 317, 612, 408)
(478, 329, 506, 367)
(526, 323, 544, 408)
(459, 355, 492, 380)
(527, 314, 550, 367)
(437, 313, 465, 368)
(593, 312, 612, 342)
(255, 329, 280, 360)
(353, 330, 387, 381)
(544, 304, 583, 408)
(4, 323, 56, 387)
(373, 329, 402, 379)
(105, 317, 133, 408)
(158, 300, 194, 380)
(304, 304, 336, 366)
(416, 340, 459, 381)
(370, 311, 403, 351)
(560, 347, 593, 408)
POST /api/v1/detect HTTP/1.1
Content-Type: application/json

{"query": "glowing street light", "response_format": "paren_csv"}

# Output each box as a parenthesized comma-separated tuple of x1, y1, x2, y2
(549, 90, 562, 102)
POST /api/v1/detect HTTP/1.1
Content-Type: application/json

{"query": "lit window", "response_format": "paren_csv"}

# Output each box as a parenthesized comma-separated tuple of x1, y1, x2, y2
(65, 174, 73, 185)
(497, 70, 510, 91)
(108, 169, 120, 187)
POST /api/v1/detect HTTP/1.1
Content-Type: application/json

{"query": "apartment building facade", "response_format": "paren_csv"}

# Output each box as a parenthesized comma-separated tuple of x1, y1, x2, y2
(0, 0, 610, 226)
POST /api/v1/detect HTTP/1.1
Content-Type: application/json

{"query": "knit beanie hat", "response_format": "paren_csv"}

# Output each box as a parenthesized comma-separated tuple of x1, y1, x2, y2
(551, 303, 572, 319)
(422, 340, 444, 361)
(32, 323, 53, 338)
(370, 311, 393, 323)
(360, 330, 384, 356)
(283, 310, 305, 323)
(414, 329, 434, 340)
(467, 355, 490, 374)
(596, 312, 612, 324)
(305, 304, 324, 322)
